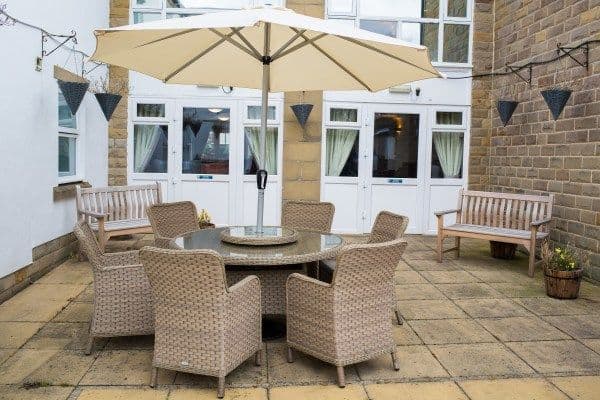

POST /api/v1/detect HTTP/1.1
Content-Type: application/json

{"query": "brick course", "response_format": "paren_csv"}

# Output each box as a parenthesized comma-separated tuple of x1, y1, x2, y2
(472, 0, 600, 279)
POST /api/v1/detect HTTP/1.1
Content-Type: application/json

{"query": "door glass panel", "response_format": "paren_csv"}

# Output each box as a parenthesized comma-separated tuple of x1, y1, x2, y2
(133, 124, 168, 173)
(325, 128, 359, 177)
(244, 127, 278, 175)
(182, 107, 230, 175)
(372, 113, 419, 178)
(431, 131, 463, 178)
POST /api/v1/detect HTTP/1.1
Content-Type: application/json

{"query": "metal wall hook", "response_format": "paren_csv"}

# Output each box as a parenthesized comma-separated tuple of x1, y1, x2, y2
(505, 64, 532, 85)
(41, 30, 77, 57)
(557, 42, 589, 70)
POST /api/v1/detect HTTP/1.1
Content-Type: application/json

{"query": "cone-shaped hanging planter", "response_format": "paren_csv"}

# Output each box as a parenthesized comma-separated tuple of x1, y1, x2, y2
(541, 89, 571, 120)
(94, 93, 122, 121)
(497, 100, 519, 126)
(58, 80, 89, 115)
(291, 103, 313, 127)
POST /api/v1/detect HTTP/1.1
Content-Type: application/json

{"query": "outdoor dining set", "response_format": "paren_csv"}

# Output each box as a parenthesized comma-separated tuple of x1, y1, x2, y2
(74, 184, 409, 399)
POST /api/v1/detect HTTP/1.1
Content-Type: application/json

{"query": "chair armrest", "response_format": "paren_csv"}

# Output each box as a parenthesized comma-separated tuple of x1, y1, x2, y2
(531, 218, 552, 227)
(287, 272, 331, 289)
(79, 210, 108, 220)
(227, 275, 261, 337)
(103, 250, 140, 267)
(228, 275, 261, 294)
(434, 209, 459, 216)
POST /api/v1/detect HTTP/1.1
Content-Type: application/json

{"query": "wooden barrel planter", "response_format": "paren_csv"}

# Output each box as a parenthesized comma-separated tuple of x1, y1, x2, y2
(490, 241, 517, 259)
(544, 268, 583, 299)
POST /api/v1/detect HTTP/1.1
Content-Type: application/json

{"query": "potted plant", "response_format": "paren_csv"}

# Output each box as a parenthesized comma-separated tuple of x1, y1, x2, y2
(198, 209, 215, 229)
(542, 243, 584, 299)
(89, 76, 128, 121)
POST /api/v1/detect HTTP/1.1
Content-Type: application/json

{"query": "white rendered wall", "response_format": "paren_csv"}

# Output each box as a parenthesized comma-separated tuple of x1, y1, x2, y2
(0, 1, 109, 278)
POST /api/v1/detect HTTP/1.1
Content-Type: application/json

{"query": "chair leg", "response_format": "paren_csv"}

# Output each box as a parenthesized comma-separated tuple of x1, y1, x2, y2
(455, 237, 461, 258)
(394, 307, 404, 325)
(437, 233, 444, 263)
(217, 376, 225, 399)
(84, 336, 94, 355)
(391, 350, 400, 371)
(150, 367, 158, 388)
(528, 244, 536, 278)
(254, 350, 262, 366)
(286, 346, 294, 363)
(336, 366, 346, 388)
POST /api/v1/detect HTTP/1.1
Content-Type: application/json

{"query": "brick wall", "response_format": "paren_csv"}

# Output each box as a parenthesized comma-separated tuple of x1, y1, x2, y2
(472, 0, 600, 279)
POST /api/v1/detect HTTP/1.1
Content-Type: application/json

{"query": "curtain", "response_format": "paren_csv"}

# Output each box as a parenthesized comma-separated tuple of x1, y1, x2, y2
(326, 129, 358, 176)
(330, 108, 357, 122)
(433, 131, 463, 178)
(134, 125, 161, 172)
(245, 127, 277, 174)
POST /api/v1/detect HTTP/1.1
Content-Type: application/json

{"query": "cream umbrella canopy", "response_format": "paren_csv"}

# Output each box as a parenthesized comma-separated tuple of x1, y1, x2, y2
(91, 6, 442, 232)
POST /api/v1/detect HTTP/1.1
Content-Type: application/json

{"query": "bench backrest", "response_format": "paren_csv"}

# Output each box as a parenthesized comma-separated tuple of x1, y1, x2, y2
(76, 182, 162, 222)
(457, 190, 553, 231)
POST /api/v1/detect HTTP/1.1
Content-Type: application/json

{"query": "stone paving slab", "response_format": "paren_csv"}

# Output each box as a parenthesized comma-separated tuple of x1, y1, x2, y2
(458, 378, 569, 400)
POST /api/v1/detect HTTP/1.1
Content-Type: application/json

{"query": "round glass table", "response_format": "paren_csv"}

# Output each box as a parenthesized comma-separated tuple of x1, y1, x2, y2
(173, 227, 344, 340)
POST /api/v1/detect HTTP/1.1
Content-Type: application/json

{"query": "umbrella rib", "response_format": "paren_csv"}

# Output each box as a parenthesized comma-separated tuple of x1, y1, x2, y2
(270, 28, 307, 60)
(289, 28, 373, 92)
(133, 29, 197, 49)
(164, 28, 243, 82)
(209, 28, 262, 61)
(337, 36, 438, 76)
(272, 32, 328, 61)
(232, 30, 262, 60)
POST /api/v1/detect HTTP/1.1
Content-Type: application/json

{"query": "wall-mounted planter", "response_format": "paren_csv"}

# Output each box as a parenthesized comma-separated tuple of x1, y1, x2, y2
(496, 100, 519, 126)
(290, 103, 313, 127)
(58, 80, 89, 114)
(541, 89, 572, 120)
(94, 93, 122, 121)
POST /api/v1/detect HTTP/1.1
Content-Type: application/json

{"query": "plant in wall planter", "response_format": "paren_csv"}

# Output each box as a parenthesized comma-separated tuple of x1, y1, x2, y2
(541, 87, 572, 120)
(542, 243, 585, 299)
(89, 76, 127, 121)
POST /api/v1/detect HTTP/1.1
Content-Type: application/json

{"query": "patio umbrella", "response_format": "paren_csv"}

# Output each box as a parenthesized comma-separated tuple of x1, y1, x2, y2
(91, 6, 441, 232)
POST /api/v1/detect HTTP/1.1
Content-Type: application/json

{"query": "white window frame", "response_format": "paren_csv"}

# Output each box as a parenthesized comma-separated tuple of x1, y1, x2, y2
(130, 100, 171, 179)
(322, 102, 361, 181)
(429, 107, 468, 182)
(58, 92, 85, 184)
(325, 0, 473, 66)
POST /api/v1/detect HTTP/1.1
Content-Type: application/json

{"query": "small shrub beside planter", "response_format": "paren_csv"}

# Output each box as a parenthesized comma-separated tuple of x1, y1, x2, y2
(89, 76, 128, 121)
(542, 243, 584, 299)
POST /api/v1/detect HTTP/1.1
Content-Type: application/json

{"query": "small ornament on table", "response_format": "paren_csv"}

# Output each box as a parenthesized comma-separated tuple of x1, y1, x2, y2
(198, 209, 215, 229)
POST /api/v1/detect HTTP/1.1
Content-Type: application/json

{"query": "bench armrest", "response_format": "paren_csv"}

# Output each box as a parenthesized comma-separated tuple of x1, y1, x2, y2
(531, 218, 552, 227)
(435, 209, 459, 217)
(79, 210, 108, 220)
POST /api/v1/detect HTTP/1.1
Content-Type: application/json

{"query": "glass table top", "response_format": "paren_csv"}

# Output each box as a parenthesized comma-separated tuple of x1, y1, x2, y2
(174, 227, 344, 266)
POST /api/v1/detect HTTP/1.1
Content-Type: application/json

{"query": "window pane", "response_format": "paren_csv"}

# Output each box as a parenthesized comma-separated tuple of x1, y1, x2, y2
(247, 105, 276, 120)
(166, 0, 244, 8)
(137, 103, 165, 118)
(330, 108, 358, 123)
(181, 107, 230, 175)
(133, 12, 161, 23)
(58, 93, 76, 129)
(360, 20, 397, 37)
(360, 0, 416, 18)
(422, 0, 440, 18)
(134, 124, 168, 173)
(372, 113, 419, 178)
(436, 111, 463, 125)
(443, 24, 469, 63)
(421, 23, 439, 62)
(58, 137, 76, 177)
(447, 0, 467, 17)
(326, 129, 359, 177)
(134, 0, 162, 8)
(244, 127, 278, 175)
(328, 0, 354, 15)
(401, 22, 420, 44)
(431, 131, 463, 178)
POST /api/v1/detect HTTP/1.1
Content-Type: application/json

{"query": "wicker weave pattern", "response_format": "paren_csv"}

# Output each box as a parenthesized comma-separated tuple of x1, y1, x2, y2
(147, 201, 200, 248)
(139, 247, 261, 393)
(73, 221, 154, 352)
(281, 200, 335, 233)
(368, 211, 410, 243)
(287, 239, 407, 369)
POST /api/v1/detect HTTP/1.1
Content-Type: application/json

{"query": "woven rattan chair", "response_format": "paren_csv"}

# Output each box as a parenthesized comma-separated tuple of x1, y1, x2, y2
(281, 200, 335, 233)
(73, 221, 154, 355)
(286, 238, 408, 387)
(140, 247, 262, 398)
(320, 211, 409, 324)
(147, 201, 200, 248)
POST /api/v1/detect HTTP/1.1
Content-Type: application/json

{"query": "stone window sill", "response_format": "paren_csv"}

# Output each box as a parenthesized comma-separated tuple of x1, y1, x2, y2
(53, 181, 91, 201)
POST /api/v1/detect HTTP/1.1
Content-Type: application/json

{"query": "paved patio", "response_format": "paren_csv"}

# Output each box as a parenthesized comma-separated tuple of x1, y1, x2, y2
(1, 235, 599, 399)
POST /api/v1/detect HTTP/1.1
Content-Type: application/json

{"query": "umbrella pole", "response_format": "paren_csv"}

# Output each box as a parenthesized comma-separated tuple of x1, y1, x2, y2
(256, 22, 271, 233)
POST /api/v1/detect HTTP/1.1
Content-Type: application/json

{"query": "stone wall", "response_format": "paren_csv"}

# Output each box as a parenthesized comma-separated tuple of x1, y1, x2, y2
(108, 0, 130, 186)
(472, 0, 600, 279)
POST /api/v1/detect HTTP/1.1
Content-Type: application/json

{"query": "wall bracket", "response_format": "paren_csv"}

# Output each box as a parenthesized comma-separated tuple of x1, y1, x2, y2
(557, 42, 589, 70)
(505, 64, 532, 85)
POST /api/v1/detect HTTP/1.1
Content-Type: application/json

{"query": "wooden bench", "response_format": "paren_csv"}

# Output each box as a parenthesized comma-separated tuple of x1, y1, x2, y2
(76, 183, 162, 250)
(435, 190, 553, 277)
